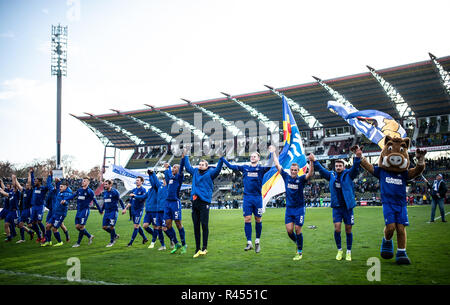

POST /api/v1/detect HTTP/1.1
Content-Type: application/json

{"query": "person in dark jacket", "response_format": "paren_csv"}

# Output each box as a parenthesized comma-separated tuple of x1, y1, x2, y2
(428, 174, 447, 222)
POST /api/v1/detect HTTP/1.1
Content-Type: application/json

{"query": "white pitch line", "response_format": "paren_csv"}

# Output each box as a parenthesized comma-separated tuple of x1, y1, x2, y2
(0, 269, 121, 285)
(426, 211, 450, 223)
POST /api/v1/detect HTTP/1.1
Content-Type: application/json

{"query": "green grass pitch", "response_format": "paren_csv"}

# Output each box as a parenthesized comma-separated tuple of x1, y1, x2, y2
(0, 205, 448, 285)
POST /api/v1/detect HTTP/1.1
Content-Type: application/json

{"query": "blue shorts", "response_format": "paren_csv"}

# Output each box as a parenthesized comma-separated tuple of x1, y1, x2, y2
(31, 206, 44, 222)
(164, 199, 182, 221)
(75, 208, 90, 226)
(131, 209, 144, 225)
(19, 208, 32, 224)
(48, 214, 66, 229)
(103, 211, 118, 227)
(0, 208, 8, 220)
(383, 204, 409, 226)
(285, 206, 305, 226)
(46, 209, 53, 223)
(243, 195, 263, 218)
(332, 206, 354, 225)
(143, 211, 157, 225)
(156, 211, 165, 227)
(5, 210, 19, 225)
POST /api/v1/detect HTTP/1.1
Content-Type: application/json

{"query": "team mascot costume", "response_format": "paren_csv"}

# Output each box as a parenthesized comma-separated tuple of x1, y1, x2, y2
(352, 137, 426, 264)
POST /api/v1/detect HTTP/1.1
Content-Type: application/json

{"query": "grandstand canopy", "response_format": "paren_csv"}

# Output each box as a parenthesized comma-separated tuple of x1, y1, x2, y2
(73, 55, 450, 149)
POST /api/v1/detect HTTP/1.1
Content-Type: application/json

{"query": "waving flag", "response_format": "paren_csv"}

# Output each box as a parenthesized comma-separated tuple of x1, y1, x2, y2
(327, 101, 406, 149)
(261, 96, 307, 211)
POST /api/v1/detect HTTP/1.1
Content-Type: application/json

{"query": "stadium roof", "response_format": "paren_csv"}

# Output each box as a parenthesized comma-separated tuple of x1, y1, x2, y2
(73, 55, 450, 149)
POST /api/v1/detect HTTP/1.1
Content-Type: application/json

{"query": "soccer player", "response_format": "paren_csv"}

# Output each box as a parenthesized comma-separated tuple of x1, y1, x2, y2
(220, 150, 272, 253)
(163, 156, 187, 254)
(41, 180, 73, 247)
(46, 177, 70, 242)
(0, 175, 22, 242)
(184, 148, 224, 258)
(157, 176, 172, 250)
(271, 147, 314, 260)
(312, 148, 362, 261)
(123, 176, 149, 247)
(15, 179, 35, 243)
(143, 169, 159, 249)
(29, 169, 52, 243)
(101, 180, 125, 247)
(0, 179, 16, 239)
(71, 177, 102, 247)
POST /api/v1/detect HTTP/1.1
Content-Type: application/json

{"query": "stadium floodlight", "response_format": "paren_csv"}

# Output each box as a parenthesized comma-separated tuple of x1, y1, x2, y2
(264, 85, 322, 129)
(83, 112, 146, 146)
(51, 24, 68, 170)
(220, 92, 279, 133)
(312, 76, 356, 109)
(429, 52, 450, 97)
(110, 108, 173, 144)
(144, 104, 208, 140)
(70, 113, 112, 147)
(181, 98, 243, 137)
(366, 65, 415, 118)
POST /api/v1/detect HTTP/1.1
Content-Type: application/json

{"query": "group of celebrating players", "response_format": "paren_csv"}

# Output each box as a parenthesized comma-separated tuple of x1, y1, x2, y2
(1, 144, 370, 261)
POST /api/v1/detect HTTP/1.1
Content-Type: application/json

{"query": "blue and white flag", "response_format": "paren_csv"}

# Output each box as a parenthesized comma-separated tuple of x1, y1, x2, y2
(327, 101, 406, 148)
(104, 165, 191, 191)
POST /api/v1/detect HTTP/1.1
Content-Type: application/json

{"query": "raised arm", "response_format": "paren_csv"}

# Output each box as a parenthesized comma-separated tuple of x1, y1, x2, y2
(210, 157, 224, 180)
(30, 169, 35, 187)
(148, 170, 161, 190)
(312, 155, 332, 181)
(269, 145, 283, 173)
(12, 175, 23, 192)
(351, 145, 374, 176)
(408, 148, 427, 180)
(0, 178, 5, 190)
(305, 154, 315, 180)
(220, 156, 243, 172)
(183, 155, 195, 175)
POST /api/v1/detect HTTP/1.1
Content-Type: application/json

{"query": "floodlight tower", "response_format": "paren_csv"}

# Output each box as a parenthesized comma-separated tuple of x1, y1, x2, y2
(51, 24, 68, 170)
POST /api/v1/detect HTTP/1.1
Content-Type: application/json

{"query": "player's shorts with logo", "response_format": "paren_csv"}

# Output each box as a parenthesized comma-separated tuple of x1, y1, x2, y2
(243, 195, 263, 218)
(332, 206, 354, 225)
(285, 206, 305, 226)
(75, 208, 90, 226)
(31, 205, 44, 222)
(103, 210, 118, 227)
(48, 214, 66, 229)
(19, 208, 32, 224)
(131, 208, 144, 225)
(143, 211, 157, 225)
(5, 210, 19, 225)
(383, 204, 408, 226)
(164, 199, 182, 221)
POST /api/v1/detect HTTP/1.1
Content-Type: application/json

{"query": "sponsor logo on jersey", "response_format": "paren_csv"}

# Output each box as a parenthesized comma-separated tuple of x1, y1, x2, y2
(247, 172, 258, 178)
(287, 183, 298, 190)
(385, 177, 403, 186)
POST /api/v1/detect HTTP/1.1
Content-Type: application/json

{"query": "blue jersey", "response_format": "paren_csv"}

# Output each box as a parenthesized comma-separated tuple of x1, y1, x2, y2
(165, 158, 185, 201)
(102, 188, 125, 213)
(221, 158, 271, 197)
(31, 173, 52, 207)
(156, 184, 168, 212)
(280, 170, 307, 208)
(7, 190, 21, 211)
(334, 173, 345, 207)
(22, 188, 33, 209)
(53, 187, 73, 216)
(146, 172, 161, 212)
(130, 186, 147, 211)
(373, 167, 409, 206)
(71, 187, 99, 211)
(2, 189, 13, 210)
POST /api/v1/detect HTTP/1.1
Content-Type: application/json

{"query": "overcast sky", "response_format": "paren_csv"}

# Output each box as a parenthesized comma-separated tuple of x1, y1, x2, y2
(1, 0, 449, 171)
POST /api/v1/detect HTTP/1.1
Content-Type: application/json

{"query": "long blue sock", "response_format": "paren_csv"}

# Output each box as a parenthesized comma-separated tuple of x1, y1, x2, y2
(295, 233, 303, 252)
(33, 223, 41, 238)
(38, 222, 45, 236)
(63, 229, 70, 240)
(104, 227, 112, 233)
(10, 223, 16, 237)
(334, 231, 342, 250)
(110, 229, 116, 243)
(144, 226, 154, 235)
(288, 231, 297, 243)
(46, 229, 52, 242)
(244, 222, 252, 242)
(168, 227, 178, 244)
(77, 230, 84, 244)
(20, 227, 25, 240)
(138, 227, 147, 240)
(346, 232, 353, 251)
(152, 229, 158, 243)
(54, 231, 61, 243)
(255, 222, 262, 239)
(178, 227, 185, 246)
(130, 228, 138, 243)
(83, 229, 91, 239)
(164, 229, 172, 241)
(158, 229, 165, 246)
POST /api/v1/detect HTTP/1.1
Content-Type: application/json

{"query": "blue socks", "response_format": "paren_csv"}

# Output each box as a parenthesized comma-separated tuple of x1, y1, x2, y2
(144, 227, 154, 236)
(255, 222, 262, 239)
(158, 229, 165, 246)
(346, 232, 353, 251)
(334, 231, 342, 249)
(33, 223, 41, 238)
(295, 233, 303, 252)
(178, 227, 185, 246)
(167, 227, 178, 244)
(54, 231, 61, 243)
(46, 229, 52, 242)
(288, 231, 297, 243)
(244, 222, 252, 242)
(38, 222, 45, 236)
(110, 229, 116, 243)
(131, 228, 139, 243)
(138, 227, 147, 240)
(152, 229, 158, 243)
(20, 227, 25, 240)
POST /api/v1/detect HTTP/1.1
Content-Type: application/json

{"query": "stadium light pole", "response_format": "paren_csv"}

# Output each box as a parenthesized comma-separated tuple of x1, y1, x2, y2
(51, 24, 68, 170)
